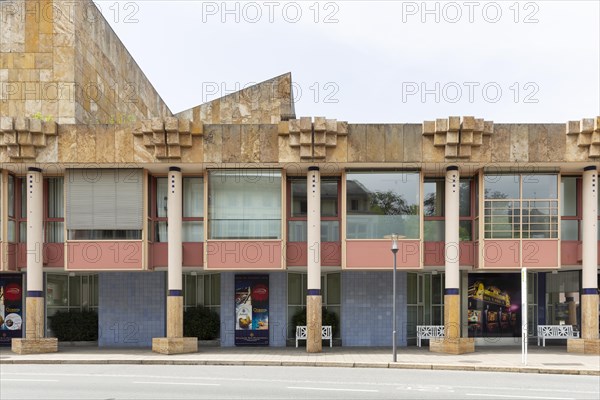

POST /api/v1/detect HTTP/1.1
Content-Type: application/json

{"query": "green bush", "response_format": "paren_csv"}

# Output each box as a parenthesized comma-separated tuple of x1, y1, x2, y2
(48, 310, 98, 341)
(291, 307, 339, 337)
(183, 306, 220, 340)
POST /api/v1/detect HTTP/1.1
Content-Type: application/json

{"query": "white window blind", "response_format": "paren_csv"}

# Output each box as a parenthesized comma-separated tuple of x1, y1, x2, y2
(66, 169, 143, 230)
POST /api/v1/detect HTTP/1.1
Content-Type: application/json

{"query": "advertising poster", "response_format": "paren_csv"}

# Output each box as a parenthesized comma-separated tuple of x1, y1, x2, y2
(0, 274, 24, 346)
(235, 274, 269, 346)
(468, 273, 521, 337)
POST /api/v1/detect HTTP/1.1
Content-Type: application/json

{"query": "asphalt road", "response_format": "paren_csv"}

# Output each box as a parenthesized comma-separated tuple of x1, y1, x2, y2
(0, 364, 598, 400)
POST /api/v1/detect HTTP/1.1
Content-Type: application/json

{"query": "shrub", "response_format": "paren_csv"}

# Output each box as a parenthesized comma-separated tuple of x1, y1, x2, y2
(183, 306, 220, 340)
(291, 307, 340, 337)
(48, 310, 98, 341)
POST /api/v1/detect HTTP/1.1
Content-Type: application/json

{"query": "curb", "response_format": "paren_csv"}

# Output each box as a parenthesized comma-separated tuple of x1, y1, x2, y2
(1, 359, 598, 376)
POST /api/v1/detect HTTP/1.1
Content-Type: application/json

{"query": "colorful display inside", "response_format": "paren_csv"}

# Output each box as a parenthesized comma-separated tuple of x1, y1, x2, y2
(235, 274, 269, 346)
(0, 274, 23, 347)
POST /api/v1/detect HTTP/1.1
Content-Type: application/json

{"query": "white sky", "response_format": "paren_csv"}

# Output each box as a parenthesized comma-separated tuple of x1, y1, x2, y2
(98, 0, 600, 123)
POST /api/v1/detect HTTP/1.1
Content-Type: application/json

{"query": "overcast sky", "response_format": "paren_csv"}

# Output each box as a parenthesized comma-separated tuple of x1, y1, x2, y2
(98, 0, 599, 123)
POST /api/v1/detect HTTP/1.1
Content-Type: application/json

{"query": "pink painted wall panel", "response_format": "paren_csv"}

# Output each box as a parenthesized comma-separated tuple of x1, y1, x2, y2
(286, 242, 341, 267)
(17, 243, 64, 269)
(482, 240, 520, 268)
(522, 240, 559, 268)
(460, 242, 475, 266)
(151, 243, 168, 268)
(67, 241, 143, 270)
(423, 242, 444, 266)
(183, 243, 203, 267)
(346, 240, 420, 269)
(560, 241, 581, 266)
(206, 241, 282, 269)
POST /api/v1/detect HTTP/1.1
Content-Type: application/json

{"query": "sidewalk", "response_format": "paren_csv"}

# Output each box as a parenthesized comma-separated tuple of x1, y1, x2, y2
(1, 345, 599, 376)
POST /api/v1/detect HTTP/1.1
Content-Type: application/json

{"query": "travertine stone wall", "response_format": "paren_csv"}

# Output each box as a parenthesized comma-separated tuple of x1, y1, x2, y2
(0, 0, 171, 124)
(176, 73, 295, 125)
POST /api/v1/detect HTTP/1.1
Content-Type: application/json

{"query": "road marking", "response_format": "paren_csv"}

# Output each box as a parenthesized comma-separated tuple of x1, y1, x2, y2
(1, 378, 59, 382)
(287, 386, 378, 393)
(466, 394, 574, 400)
(133, 381, 220, 386)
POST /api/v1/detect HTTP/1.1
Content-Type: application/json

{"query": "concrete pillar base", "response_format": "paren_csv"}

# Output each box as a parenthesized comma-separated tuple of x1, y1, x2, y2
(306, 295, 322, 353)
(11, 338, 58, 354)
(429, 337, 475, 355)
(152, 337, 198, 355)
(567, 338, 600, 355)
(166, 295, 184, 338)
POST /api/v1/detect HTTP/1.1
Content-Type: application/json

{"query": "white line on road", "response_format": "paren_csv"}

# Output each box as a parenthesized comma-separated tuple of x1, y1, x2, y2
(133, 381, 220, 386)
(287, 386, 379, 393)
(466, 394, 574, 400)
(1, 379, 59, 382)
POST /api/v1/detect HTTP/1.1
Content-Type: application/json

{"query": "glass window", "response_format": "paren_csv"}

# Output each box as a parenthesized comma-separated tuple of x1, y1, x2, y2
(523, 175, 558, 199)
(156, 177, 168, 218)
(460, 180, 471, 217)
(346, 171, 420, 239)
(290, 180, 307, 217)
(8, 175, 15, 218)
(183, 177, 203, 218)
(155, 222, 168, 242)
(561, 177, 577, 216)
(561, 220, 578, 240)
(424, 180, 444, 217)
(20, 178, 27, 218)
(424, 220, 444, 241)
(288, 221, 340, 242)
(46, 275, 68, 307)
(209, 170, 282, 239)
(485, 175, 519, 199)
(326, 273, 341, 305)
(68, 230, 142, 240)
(290, 179, 338, 217)
(183, 221, 203, 242)
(460, 220, 472, 241)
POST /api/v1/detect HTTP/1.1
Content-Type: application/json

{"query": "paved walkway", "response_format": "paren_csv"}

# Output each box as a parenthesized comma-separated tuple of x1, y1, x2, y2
(1, 345, 599, 376)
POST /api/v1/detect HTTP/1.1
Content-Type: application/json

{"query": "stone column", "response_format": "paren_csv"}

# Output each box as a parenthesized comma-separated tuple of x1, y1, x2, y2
(306, 167, 322, 353)
(430, 166, 474, 354)
(152, 167, 197, 354)
(568, 166, 600, 354)
(12, 168, 57, 354)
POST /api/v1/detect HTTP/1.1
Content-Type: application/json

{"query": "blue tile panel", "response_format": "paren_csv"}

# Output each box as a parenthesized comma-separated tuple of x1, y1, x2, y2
(341, 271, 408, 347)
(220, 272, 287, 347)
(98, 272, 166, 347)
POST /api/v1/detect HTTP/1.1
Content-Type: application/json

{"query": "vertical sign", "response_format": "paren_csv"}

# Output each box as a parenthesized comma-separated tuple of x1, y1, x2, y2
(235, 274, 269, 346)
(521, 268, 528, 365)
(0, 274, 24, 346)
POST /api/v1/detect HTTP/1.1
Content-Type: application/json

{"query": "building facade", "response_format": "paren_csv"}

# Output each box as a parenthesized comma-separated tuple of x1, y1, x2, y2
(0, 0, 598, 354)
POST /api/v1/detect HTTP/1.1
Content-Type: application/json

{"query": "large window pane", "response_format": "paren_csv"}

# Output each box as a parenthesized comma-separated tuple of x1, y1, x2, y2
(523, 175, 558, 199)
(460, 180, 471, 216)
(20, 178, 27, 218)
(209, 170, 281, 239)
(561, 177, 577, 216)
(155, 222, 168, 242)
(346, 172, 420, 239)
(47, 275, 68, 307)
(424, 180, 444, 217)
(48, 177, 64, 218)
(290, 179, 338, 217)
(288, 273, 303, 305)
(156, 177, 168, 218)
(183, 221, 203, 242)
(561, 220, 578, 240)
(183, 177, 203, 217)
(290, 180, 307, 217)
(288, 220, 339, 242)
(69, 276, 81, 307)
(424, 220, 444, 241)
(326, 273, 341, 304)
(47, 222, 64, 243)
(485, 175, 519, 199)
(460, 220, 472, 241)
(8, 175, 15, 217)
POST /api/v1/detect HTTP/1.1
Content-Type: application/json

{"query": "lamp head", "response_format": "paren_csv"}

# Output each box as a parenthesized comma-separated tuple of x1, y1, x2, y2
(391, 233, 398, 252)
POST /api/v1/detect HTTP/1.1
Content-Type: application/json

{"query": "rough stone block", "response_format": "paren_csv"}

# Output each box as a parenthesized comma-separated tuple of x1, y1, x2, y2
(337, 121, 348, 135)
(300, 132, 312, 145)
(314, 117, 327, 131)
(18, 132, 32, 145)
(300, 117, 312, 132)
(289, 132, 300, 147)
(278, 121, 289, 135)
(448, 116, 461, 131)
(475, 118, 485, 132)
(314, 145, 326, 159)
(29, 118, 42, 133)
(484, 120, 494, 135)
(429, 337, 475, 354)
(154, 144, 167, 159)
(435, 118, 448, 132)
(446, 131, 459, 144)
(566, 120, 580, 135)
(42, 121, 57, 135)
(326, 119, 337, 133)
(472, 131, 483, 146)
(179, 132, 192, 148)
(289, 119, 301, 133)
(300, 145, 312, 159)
(462, 116, 475, 131)
(581, 118, 594, 133)
(578, 132, 592, 147)
(165, 117, 179, 132)
(19, 145, 36, 158)
(589, 144, 600, 158)
(595, 116, 600, 132)
(3, 131, 17, 145)
(422, 120, 435, 135)
(326, 131, 337, 147)
(178, 119, 190, 134)
(152, 337, 198, 355)
(12, 338, 58, 355)
(167, 132, 179, 145)
(433, 132, 446, 146)
(567, 338, 600, 355)
(445, 144, 458, 158)
(153, 131, 166, 145)
(592, 131, 600, 145)
(461, 131, 473, 144)
(32, 132, 46, 147)
(458, 144, 472, 158)
(151, 118, 164, 132)
(15, 117, 29, 132)
(190, 120, 203, 135)
(314, 131, 326, 145)
(0, 116, 14, 132)
(142, 120, 153, 134)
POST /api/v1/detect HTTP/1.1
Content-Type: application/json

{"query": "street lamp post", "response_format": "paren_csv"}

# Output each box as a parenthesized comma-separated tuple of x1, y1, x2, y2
(391, 234, 398, 363)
